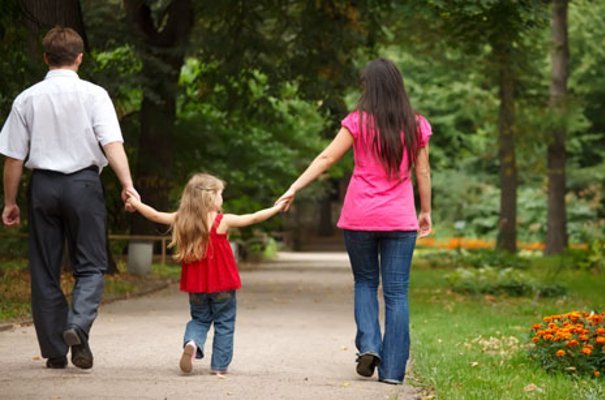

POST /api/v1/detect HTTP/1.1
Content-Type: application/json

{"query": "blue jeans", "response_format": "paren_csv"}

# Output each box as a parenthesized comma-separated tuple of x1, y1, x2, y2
(343, 230, 417, 383)
(183, 291, 237, 371)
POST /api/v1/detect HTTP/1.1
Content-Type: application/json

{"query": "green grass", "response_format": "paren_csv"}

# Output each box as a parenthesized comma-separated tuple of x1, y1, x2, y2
(409, 255, 605, 399)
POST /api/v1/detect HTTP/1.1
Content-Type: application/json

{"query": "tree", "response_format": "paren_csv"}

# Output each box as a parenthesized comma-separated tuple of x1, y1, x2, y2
(402, 0, 548, 252)
(545, 0, 569, 255)
(124, 0, 194, 235)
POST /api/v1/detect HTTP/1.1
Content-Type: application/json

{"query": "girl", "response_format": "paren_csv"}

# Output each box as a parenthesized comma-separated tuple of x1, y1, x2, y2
(277, 58, 432, 384)
(126, 173, 285, 374)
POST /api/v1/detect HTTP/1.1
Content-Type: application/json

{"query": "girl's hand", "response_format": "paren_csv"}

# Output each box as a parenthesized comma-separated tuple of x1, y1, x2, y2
(418, 211, 432, 238)
(276, 188, 296, 212)
(275, 199, 288, 212)
(125, 191, 141, 211)
(123, 187, 140, 212)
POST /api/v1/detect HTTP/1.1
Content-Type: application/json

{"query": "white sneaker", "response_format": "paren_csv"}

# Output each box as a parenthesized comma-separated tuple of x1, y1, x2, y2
(179, 341, 197, 373)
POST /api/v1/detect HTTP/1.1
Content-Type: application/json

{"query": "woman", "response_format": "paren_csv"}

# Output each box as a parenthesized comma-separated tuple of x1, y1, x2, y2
(277, 58, 432, 384)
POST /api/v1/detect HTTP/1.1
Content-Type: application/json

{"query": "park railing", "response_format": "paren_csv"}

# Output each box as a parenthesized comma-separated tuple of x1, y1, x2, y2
(0, 232, 173, 265)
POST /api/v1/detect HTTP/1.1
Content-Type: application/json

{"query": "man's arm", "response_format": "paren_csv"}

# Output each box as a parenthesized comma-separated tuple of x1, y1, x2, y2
(2, 157, 24, 226)
(102, 141, 139, 208)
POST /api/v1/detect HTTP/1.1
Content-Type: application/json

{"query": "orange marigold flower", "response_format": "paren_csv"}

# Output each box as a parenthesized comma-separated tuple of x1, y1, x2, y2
(596, 328, 605, 335)
(532, 323, 541, 331)
(596, 336, 605, 345)
(556, 349, 565, 357)
(543, 334, 554, 341)
(579, 335, 589, 341)
(532, 337, 540, 343)
(567, 340, 579, 347)
(582, 347, 592, 356)
(595, 371, 601, 378)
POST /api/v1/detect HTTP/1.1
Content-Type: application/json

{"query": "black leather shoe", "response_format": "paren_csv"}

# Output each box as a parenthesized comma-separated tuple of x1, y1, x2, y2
(63, 327, 93, 369)
(46, 356, 68, 369)
(356, 353, 380, 377)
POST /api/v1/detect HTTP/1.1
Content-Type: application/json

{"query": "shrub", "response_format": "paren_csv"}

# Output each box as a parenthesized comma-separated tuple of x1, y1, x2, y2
(446, 267, 566, 297)
(529, 311, 605, 378)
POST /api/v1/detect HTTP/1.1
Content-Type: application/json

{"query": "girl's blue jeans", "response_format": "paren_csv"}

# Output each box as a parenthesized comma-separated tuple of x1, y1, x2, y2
(343, 230, 417, 383)
(183, 290, 237, 371)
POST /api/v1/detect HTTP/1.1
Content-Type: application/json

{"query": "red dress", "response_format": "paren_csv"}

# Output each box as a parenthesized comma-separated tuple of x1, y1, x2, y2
(180, 214, 242, 293)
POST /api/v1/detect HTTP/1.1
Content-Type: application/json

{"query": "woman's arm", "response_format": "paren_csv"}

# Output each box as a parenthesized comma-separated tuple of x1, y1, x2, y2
(219, 202, 286, 232)
(126, 196, 176, 225)
(415, 145, 432, 237)
(277, 127, 354, 210)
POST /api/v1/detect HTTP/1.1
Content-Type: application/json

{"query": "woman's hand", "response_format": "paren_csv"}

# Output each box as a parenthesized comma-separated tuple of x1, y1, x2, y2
(418, 211, 432, 238)
(276, 187, 297, 212)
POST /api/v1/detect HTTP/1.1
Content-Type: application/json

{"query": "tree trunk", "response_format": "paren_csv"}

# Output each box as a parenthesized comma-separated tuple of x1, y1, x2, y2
(545, 0, 569, 255)
(124, 0, 194, 235)
(496, 55, 517, 253)
(21, 0, 89, 58)
(317, 96, 347, 237)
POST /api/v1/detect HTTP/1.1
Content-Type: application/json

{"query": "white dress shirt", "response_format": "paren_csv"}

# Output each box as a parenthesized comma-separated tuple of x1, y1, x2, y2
(0, 69, 123, 174)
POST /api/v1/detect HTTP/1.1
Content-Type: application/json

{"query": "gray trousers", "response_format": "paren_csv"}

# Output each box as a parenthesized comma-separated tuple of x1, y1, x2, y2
(28, 167, 107, 359)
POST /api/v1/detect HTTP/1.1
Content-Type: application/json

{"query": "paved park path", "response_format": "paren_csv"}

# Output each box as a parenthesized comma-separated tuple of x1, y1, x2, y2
(0, 252, 422, 400)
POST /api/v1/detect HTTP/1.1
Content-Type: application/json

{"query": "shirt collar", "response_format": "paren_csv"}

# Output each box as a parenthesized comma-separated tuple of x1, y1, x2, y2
(45, 69, 79, 80)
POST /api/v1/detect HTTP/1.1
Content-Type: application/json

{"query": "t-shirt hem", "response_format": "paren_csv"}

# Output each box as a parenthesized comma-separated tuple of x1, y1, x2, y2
(336, 223, 419, 232)
(180, 285, 241, 294)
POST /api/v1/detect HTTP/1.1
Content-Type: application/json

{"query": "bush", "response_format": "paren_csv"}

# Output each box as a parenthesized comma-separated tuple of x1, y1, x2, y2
(458, 249, 531, 270)
(529, 311, 605, 378)
(446, 267, 566, 297)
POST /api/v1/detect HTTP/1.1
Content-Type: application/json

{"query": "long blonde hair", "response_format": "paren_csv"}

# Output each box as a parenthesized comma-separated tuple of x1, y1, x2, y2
(171, 173, 225, 263)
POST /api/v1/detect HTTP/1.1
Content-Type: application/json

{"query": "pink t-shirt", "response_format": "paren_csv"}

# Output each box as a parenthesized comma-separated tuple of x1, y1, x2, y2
(336, 111, 432, 231)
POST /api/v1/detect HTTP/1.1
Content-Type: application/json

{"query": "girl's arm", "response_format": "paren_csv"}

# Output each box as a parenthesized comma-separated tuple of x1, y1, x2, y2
(276, 127, 353, 210)
(219, 202, 286, 232)
(126, 196, 176, 225)
(415, 145, 432, 237)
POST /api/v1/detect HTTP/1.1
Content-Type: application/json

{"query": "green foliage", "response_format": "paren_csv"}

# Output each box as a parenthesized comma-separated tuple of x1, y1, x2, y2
(422, 248, 532, 270)
(447, 266, 566, 297)
(175, 59, 328, 229)
(577, 240, 605, 272)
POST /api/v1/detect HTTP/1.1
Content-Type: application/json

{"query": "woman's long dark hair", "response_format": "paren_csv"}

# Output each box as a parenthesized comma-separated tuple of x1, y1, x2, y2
(357, 58, 417, 179)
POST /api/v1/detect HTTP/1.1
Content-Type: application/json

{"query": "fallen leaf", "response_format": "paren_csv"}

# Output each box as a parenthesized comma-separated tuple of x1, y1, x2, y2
(523, 383, 543, 393)
(470, 361, 479, 368)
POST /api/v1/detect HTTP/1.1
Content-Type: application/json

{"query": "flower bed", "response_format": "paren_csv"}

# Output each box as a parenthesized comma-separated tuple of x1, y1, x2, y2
(529, 311, 605, 378)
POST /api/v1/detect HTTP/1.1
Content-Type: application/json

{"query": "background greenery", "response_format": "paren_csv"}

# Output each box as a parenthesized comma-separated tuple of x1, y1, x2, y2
(1, 0, 603, 255)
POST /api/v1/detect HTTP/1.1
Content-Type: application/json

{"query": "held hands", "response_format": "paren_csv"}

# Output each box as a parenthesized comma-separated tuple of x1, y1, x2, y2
(275, 187, 296, 212)
(123, 187, 141, 212)
(418, 211, 432, 238)
(124, 188, 142, 212)
(2, 204, 20, 226)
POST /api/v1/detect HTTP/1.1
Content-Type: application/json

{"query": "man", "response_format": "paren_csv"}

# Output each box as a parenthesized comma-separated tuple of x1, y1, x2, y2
(0, 26, 138, 370)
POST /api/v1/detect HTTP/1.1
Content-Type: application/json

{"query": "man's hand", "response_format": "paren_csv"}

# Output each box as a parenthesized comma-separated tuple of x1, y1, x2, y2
(2, 204, 20, 226)
(122, 186, 140, 212)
